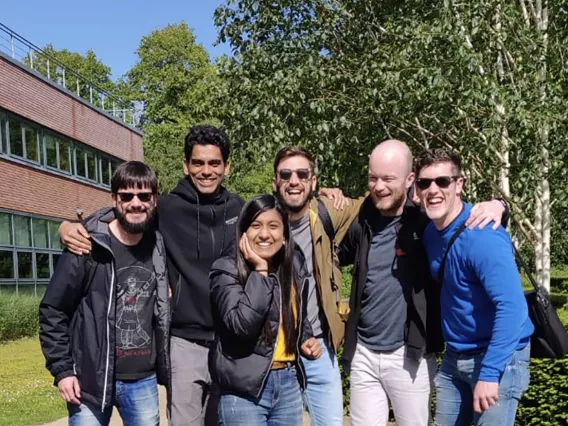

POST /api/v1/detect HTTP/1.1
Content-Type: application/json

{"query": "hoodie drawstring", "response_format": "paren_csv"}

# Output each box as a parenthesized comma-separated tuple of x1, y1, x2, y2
(220, 198, 228, 256)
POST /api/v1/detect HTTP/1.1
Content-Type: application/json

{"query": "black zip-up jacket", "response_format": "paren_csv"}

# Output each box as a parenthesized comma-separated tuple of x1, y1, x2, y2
(158, 178, 244, 342)
(340, 197, 444, 374)
(208, 249, 314, 399)
(39, 208, 171, 410)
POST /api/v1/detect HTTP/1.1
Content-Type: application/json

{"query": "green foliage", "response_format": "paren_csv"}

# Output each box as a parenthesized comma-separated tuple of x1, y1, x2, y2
(224, 161, 274, 201)
(215, 0, 568, 271)
(121, 23, 221, 193)
(0, 295, 40, 341)
(29, 44, 117, 94)
(516, 309, 568, 425)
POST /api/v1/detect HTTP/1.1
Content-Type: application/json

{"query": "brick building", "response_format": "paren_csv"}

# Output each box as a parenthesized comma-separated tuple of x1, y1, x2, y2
(0, 24, 143, 294)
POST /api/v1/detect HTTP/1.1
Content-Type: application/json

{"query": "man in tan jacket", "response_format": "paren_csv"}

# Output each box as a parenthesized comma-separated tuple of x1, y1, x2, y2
(272, 146, 364, 426)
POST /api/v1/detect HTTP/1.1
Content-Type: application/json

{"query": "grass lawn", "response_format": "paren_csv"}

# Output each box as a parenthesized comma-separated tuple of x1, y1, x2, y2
(0, 337, 66, 426)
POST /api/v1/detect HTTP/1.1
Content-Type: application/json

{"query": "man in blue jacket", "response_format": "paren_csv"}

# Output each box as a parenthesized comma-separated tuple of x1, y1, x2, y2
(416, 148, 534, 426)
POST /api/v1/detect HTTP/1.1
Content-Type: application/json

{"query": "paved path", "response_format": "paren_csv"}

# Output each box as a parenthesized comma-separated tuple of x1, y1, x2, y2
(39, 386, 354, 425)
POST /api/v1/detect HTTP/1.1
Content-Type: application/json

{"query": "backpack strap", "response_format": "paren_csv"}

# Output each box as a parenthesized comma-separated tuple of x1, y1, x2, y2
(317, 198, 336, 242)
(438, 223, 467, 284)
(317, 199, 339, 294)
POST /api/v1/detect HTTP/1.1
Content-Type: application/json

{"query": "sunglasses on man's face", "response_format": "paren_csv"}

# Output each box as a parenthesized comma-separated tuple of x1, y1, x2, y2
(415, 176, 460, 191)
(277, 168, 311, 181)
(116, 192, 154, 203)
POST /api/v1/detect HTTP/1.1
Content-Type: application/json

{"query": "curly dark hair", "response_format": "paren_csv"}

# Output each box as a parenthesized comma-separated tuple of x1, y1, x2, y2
(415, 148, 462, 176)
(184, 125, 230, 163)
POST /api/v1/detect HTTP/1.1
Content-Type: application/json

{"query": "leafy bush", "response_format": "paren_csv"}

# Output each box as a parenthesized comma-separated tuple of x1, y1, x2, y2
(516, 307, 568, 425)
(0, 294, 41, 341)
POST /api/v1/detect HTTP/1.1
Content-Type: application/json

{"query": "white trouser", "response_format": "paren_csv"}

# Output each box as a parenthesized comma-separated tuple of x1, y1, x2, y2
(350, 343, 436, 426)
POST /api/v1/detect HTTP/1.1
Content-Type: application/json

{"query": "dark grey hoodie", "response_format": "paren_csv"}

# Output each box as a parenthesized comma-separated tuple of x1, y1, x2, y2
(157, 178, 243, 341)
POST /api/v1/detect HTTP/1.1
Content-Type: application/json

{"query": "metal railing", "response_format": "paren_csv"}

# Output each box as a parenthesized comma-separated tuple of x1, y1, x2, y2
(0, 22, 138, 126)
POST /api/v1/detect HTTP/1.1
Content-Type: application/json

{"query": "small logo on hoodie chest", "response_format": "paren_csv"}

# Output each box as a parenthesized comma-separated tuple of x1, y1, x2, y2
(225, 216, 238, 225)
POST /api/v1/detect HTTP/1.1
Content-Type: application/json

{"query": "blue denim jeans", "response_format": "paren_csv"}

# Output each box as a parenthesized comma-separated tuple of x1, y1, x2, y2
(301, 337, 343, 426)
(434, 345, 530, 426)
(68, 374, 159, 426)
(218, 365, 303, 426)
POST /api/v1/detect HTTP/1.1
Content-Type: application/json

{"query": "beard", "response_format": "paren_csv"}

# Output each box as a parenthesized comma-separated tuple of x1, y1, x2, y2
(372, 188, 407, 215)
(115, 206, 156, 234)
(274, 184, 315, 214)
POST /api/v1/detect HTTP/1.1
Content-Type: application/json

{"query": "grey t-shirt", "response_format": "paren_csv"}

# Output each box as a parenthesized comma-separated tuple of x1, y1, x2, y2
(290, 214, 324, 337)
(357, 215, 408, 352)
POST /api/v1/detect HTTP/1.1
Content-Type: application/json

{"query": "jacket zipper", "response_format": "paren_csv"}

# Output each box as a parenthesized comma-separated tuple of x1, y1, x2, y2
(210, 206, 216, 256)
(256, 273, 281, 399)
(295, 278, 308, 389)
(101, 262, 115, 411)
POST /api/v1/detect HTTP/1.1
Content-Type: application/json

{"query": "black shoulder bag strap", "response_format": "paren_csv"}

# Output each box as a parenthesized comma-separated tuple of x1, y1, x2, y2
(437, 223, 467, 284)
(317, 199, 339, 295)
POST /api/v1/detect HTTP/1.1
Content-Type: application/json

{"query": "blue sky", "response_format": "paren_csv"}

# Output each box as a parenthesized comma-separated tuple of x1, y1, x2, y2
(1, 0, 231, 79)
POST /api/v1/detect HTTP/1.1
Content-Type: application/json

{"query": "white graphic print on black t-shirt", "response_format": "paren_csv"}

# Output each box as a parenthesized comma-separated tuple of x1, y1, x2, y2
(110, 231, 157, 380)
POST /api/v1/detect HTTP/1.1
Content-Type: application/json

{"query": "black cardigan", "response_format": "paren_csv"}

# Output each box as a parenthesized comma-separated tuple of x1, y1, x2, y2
(339, 197, 444, 373)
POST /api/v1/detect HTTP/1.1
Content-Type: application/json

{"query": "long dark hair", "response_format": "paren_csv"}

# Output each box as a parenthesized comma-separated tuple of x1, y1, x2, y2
(236, 194, 299, 354)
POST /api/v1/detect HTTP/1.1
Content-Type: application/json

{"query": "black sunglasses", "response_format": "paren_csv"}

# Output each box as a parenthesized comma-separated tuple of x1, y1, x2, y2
(415, 176, 461, 191)
(116, 192, 155, 202)
(278, 168, 311, 181)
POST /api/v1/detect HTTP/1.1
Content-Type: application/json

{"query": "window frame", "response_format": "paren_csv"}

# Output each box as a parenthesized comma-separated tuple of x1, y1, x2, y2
(0, 110, 120, 191)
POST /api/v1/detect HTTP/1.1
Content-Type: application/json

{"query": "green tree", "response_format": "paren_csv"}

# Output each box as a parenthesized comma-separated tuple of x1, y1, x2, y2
(121, 23, 221, 193)
(216, 0, 568, 289)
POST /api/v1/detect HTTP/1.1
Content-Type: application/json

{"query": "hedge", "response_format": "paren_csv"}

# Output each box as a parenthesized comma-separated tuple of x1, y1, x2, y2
(0, 294, 41, 341)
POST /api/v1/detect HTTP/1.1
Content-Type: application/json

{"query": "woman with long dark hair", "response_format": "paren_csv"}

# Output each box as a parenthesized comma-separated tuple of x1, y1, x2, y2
(209, 194, 322, 426)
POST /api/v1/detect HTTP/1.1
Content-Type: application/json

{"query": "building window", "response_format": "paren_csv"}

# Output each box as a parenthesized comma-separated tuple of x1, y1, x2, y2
(100, 158, 111, 185)
(45, 134, 58, 168)
(75, 147, 87, 178)
(24, 126, 40, 163)
(0, 112, 5, 153)
(59, 139, 72, 173)
(8, 119, 24, 157)
(17, 252, 33, 279)
(0, 213, 12, 245)
(0, 251, 14, 279)
(36, 253, 51, 279)
(86, 150, 97, 181)
(1, 110, 122, 189)
(33, 219, 49, 248)
(48, 222, 62, 250)
(13, 215, 31, 247)
(0, 211, 63, 294)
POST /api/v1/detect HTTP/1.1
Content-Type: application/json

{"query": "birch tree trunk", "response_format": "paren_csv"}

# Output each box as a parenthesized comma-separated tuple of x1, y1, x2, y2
(534, 0, 551, 291)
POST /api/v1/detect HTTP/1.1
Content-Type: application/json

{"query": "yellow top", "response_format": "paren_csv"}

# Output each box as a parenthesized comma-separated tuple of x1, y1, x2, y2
(273, 287, 298, 362)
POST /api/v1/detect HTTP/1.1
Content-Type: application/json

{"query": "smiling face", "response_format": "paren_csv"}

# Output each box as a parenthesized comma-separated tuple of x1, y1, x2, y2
(417, 161, 464, 229)
(112, 186, 157, 234)
(183, 144, 230, 195)
(245, 209, 285, 262)
(367, 149, 414, 216)
(272, 155, 317, 215)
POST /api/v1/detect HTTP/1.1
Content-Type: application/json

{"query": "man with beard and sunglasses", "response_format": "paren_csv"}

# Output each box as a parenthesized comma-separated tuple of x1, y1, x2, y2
(39, 161, 170, 426)
(271, 146, 364, 426)
(57, 125, 244, 426)
(339, 140, 509, 426)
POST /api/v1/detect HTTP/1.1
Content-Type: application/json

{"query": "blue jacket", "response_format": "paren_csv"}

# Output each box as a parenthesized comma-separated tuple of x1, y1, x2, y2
(423, 202, 533, 382)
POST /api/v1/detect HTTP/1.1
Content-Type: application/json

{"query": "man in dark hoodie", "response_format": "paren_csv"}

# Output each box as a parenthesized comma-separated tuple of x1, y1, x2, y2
(59, 125, 244, 426)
